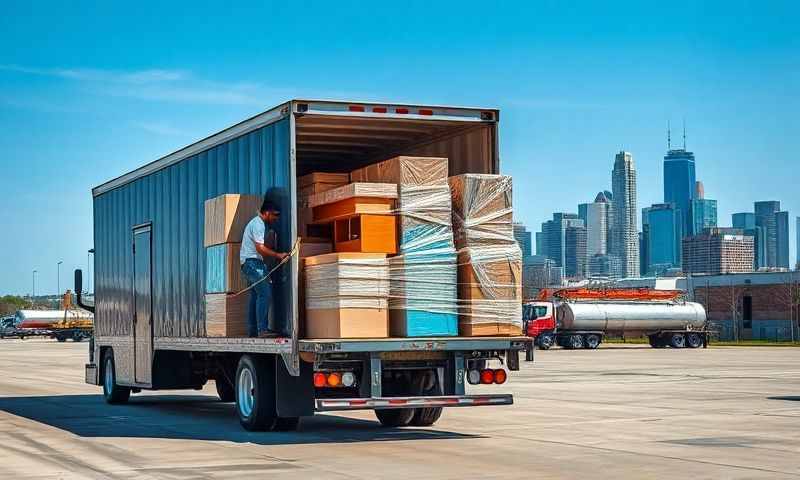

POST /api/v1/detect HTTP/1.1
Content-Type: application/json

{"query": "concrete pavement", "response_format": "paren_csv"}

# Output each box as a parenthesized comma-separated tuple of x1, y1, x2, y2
(1, 339, 799, 479)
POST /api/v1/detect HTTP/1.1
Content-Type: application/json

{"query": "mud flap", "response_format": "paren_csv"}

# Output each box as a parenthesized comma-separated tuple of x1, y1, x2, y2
(275, 355, 314, 417)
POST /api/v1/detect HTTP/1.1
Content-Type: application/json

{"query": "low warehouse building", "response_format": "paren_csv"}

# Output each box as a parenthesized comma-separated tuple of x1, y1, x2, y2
(687, 271, 800, 341)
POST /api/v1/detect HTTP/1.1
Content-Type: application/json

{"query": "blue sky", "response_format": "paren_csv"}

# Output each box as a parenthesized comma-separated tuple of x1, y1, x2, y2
(1, 1, 797, 295)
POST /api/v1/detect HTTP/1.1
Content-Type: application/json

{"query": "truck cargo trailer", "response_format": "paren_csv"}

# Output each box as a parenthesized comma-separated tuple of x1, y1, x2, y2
(78, 99, 531, 431)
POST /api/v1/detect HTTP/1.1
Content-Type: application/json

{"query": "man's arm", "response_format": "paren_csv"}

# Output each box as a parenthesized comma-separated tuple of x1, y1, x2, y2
(255, 242, 288, 261)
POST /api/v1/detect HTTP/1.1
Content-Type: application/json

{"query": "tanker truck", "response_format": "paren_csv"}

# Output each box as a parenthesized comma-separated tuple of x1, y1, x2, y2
(524, 288, 708, 350)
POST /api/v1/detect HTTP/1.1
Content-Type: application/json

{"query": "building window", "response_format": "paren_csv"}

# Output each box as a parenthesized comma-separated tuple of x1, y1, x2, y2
(742, 295, 753, 329)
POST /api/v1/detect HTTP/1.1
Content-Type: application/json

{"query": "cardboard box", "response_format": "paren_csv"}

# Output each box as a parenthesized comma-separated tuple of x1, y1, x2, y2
(449, 174, 514, 248)
(350, 156, 449, 186)
(334, 214, 397, 254)
(459, 322, 522, 337)
(305, 308, 389, 339)
(204, 194, 263, 247)
(206, 243, 247, 294)
(308, 183, 398, 208)
(298, 172, 350, 188)
(205, 293, 249, 337)
(390, 310, 458, 337)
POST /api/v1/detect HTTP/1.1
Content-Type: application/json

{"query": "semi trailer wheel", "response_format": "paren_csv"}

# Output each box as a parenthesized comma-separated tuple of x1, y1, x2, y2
(686, 333, 703, 349)
(235, 354, 277, 431)
(102, 350, 131, 404)
(583, 334, 601, 349)
(374, 374, 415, 427)
(409, 370, 443, 427)
(567, 335, 584, 350)
(56, 335, 67, 342)
(669, 333, 686, 348)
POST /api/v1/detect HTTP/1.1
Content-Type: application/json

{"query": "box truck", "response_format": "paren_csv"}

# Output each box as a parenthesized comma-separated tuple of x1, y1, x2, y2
(77, 100, 531, 431)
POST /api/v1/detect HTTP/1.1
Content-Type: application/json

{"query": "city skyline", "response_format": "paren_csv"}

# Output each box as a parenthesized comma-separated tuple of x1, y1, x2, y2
(1, 2, 798, 294)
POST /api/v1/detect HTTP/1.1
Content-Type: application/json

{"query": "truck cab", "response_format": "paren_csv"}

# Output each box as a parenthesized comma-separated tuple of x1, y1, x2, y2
(523, 301, 556, 349)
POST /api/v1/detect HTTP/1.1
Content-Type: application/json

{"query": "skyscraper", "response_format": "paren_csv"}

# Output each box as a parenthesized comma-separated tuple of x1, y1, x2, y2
(796, 217, 800, 270)
(754, 201, 788, 268)
(565, 224, 587, 279)
(732, 212, 766, 269)
(645, 203, 682, 276)
(578, 191, 611, 258)
(611, 151, 639, 277)
(776, 211, 790, 269)
(540, 213, 582, 269)
(682, 228, 754, 275)
(691, 198, 718, 235)
(513, 223, 533, 257)
(663, 129, 696, 235)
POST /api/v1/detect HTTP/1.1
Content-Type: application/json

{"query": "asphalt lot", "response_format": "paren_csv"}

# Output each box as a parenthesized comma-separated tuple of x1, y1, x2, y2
(0, 340, 798, 479)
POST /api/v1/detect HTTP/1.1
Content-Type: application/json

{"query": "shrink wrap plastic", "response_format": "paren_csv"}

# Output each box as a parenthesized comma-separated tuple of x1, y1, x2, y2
(304, 255, 389, 310)
(449, 174, 514, 247)
(457, 245, 523, 327)
(307, 182, 398, 209)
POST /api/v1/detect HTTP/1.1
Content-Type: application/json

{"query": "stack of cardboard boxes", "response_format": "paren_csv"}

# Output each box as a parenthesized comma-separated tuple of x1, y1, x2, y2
(351, 156, 459, 337)
(449, 174, 522, 336)
(203, 193, 263, 337)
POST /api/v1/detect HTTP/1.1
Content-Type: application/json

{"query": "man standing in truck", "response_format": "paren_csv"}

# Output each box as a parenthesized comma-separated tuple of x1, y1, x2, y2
(240, 198, 288, 338)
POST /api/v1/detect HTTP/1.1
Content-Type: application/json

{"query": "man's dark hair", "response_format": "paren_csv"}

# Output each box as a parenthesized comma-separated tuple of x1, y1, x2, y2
(260, 198, 279, 214)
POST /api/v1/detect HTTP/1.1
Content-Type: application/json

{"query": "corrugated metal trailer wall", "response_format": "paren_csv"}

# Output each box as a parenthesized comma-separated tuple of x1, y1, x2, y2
(94, 119, 292, 338)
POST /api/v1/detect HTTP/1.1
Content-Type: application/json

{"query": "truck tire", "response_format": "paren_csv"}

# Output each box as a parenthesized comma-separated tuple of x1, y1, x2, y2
(56, 334, 67, 342)
(583, 334, 601, 349)
(374, 374, 414, 427)
(235, 354, 277, 431)
(103, 351, 131, 404)
(409, 370, 443, 427)
(215, 378, 235, 402)
(686, 333, 703, 349)
(567, 335, 584, 350)
(648, 334, 666, 348)
(537, 334, 554, 350)
(669, 333, 686, 348)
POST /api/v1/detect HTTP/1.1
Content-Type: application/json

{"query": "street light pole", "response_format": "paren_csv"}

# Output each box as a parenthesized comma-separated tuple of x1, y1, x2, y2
(32, 270, 37, 299)
(57, 261, 63, 295)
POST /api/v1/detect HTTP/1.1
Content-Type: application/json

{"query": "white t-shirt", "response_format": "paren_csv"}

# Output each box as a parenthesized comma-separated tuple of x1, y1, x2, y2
(240, 216, 266, 265)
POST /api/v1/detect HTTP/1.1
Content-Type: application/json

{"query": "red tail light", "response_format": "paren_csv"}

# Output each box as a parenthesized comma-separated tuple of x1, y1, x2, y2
(313, 373, 326, 388)
(480, 369, 494, 385)
(493, 369, 507, 384)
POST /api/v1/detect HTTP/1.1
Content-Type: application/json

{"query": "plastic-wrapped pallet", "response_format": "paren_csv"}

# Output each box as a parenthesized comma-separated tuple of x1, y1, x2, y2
(449, 174, 514, 248)
(304, 253, 390, 339)
(457, 245, 523, 336)
(449, 174, 522, 336)
(351, 156, 458, 337)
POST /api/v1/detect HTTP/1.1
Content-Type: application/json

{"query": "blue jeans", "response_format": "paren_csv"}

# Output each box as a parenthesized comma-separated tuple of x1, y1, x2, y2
(241, 258, 274, 336)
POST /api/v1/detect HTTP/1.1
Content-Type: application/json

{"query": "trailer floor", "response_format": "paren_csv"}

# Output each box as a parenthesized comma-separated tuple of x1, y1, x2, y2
(1, 339, 799, 479)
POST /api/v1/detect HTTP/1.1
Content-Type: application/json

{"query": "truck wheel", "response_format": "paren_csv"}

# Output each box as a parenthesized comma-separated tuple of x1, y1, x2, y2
(103, 351, 131, 404)
(273, 417, 300, 432)
(686, 333, 703, 349)
(409, 370, 443, 427)
(374, 374, 414, 427)
(215, 378, 235, 402)
(56, 335, 67, 342)
(568, 335, 584, 350)
(669, 333, 686, 348)
(537, 334, 554, 350)
(236, 354, 277, 431)
(583, 334, 601, 349)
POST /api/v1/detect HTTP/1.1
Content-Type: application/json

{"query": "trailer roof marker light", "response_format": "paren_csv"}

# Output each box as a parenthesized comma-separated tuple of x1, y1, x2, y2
(418, 109, 433, 116)
(480, 369, 494, 385)
(372, 107, 387, 113)
(467, 369, 481, 385)
(395, 107, 409, 114)
(493, 369, 507, 385)
(348, 105, 365, 112)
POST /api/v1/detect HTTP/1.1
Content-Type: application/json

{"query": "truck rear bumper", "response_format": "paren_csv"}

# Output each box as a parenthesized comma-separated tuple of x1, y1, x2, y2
(315, 394, 513, 412)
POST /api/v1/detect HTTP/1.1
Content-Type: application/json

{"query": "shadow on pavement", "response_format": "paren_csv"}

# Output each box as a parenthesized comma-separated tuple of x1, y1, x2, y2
(0, 394, 481, 445)
(768, 396, 800, 402)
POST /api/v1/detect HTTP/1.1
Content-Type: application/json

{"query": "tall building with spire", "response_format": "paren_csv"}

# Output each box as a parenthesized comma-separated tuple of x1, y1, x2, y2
(611, 151, 639, 277)
(664, 123, 697, 236)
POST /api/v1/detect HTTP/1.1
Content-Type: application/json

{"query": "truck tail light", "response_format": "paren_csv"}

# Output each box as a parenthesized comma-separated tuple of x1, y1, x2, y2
(314, 371, 357, 388)
(327, 372, 342, 387)
(480, 369, 494, 385)
(313, 373, 327, 388)
(467, 369, 481, 385)
(493, 369, 507, 384)
(341, 372, 356, 387)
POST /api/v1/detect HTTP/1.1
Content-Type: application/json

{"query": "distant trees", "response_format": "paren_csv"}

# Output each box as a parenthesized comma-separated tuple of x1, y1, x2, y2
(0, 295, 28, 316)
